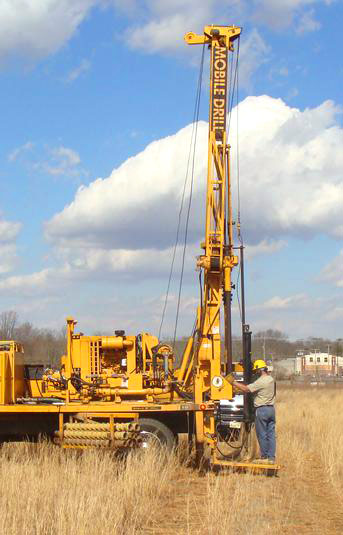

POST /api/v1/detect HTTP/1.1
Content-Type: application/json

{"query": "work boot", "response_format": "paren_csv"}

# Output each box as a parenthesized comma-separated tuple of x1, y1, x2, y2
(267, 459, 276, 465)
(252, 458, 268, 464)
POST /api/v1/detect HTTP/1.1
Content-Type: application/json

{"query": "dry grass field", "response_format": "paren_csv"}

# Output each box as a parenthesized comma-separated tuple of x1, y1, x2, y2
(1, 387, 343, 535)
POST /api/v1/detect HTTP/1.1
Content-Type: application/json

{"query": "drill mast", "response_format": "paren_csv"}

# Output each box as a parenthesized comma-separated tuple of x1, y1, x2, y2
(185, 25, 241, 403)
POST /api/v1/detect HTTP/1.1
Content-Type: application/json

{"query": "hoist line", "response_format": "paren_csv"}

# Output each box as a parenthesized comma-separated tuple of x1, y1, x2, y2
(236, 258, 242, 322)
(158, 44, 205, 340)
(172, 44, 205, 348)
(227, 45, 235, 132)
(232, 37, 244, 320)
(227, 35, 240, 137)
(224, 36, 243, 321)
(235, 36, 242, 245)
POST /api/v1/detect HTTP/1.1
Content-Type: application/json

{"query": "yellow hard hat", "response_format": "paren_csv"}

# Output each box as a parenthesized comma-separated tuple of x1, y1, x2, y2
(253, 359, 267, 371)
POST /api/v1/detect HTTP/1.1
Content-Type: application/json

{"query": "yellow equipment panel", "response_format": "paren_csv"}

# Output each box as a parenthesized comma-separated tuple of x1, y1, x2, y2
(0, 342, 25, 404)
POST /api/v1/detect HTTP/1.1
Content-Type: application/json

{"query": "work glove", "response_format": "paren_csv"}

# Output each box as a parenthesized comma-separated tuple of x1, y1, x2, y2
(226, 373, 234, 385)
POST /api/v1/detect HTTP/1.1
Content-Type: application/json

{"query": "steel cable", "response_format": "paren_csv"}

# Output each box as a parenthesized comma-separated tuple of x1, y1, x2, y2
(225, 36, 244, 321)
(172, 45, 205, 347)
(158, 44, 205, 341)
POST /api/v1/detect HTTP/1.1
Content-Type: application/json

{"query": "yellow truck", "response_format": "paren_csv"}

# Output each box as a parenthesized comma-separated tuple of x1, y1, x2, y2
(0, 25, 277, 473)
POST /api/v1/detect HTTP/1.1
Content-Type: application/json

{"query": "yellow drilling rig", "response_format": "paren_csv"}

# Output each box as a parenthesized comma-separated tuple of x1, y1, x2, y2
(0, 25, 277, 472)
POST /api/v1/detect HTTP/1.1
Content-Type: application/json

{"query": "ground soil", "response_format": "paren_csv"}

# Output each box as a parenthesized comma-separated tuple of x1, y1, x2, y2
(144, 449, 343, 535)
(280, 452, 343, 535)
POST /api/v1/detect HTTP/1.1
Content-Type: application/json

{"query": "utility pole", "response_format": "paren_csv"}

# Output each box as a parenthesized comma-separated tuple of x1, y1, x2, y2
(263, 334, 266, 360)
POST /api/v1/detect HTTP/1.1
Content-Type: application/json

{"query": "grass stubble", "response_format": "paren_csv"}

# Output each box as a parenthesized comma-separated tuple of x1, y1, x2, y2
(0, 387, 342, 535)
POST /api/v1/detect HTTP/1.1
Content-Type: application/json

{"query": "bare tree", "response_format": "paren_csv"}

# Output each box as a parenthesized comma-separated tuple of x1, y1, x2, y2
(0, 311, 18, 340)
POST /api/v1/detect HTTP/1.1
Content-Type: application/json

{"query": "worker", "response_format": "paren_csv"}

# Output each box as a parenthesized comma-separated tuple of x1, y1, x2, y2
(229, 360, 276, 464)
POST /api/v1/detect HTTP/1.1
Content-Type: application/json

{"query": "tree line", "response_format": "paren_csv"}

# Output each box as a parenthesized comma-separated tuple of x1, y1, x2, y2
(247, 328, 342, 361)
(174, 328, 343, 363)
(1, 311, 342, 367)
(0, 311, 66, 366)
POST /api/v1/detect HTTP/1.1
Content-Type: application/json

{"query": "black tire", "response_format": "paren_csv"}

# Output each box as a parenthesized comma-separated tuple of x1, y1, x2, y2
(139, 418, 175, 451)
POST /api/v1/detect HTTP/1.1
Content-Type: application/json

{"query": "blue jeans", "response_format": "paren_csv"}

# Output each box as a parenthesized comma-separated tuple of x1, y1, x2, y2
(255, 405, 276, 460)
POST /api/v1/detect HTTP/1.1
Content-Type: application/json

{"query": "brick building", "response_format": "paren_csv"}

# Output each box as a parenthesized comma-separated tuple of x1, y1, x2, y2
(295, 352, 343, 376)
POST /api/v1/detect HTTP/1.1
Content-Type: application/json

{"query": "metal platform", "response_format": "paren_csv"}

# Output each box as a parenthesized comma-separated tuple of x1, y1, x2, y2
(212, 458, 280, 474)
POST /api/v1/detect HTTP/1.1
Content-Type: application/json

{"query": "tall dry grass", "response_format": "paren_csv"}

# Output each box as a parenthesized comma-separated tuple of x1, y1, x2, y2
(0, 387, 342, 534)
(278, 387, 343, 494)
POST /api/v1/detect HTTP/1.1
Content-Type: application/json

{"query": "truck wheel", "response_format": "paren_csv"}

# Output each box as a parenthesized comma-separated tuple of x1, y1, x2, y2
(139, 418, 175, 451)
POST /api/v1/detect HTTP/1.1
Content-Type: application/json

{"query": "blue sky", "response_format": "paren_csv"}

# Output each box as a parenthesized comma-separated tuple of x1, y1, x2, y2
(0, 0, 342, 341)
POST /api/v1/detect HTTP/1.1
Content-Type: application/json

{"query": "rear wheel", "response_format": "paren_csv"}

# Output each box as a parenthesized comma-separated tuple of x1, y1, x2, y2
(139, 418, 175, 451)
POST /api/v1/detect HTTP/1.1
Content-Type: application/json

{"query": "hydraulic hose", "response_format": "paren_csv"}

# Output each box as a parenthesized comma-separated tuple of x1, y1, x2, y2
(172, 382, 193, 400)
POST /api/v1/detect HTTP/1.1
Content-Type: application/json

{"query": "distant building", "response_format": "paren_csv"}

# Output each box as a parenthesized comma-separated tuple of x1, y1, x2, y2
(294, 352, 343, 376)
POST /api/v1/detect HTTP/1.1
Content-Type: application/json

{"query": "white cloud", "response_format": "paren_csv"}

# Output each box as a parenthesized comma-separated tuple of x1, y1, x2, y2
(0, 241, 198, 298)
(252, 293, 309, 310)
(0, 0, 331, 90)
(251, 0, 324, 31)
(8, 141, 34, 162)
(2, 94, 331, 310)
(121, 0, 214, 53)
(247, 293, 343, 339)
(245, 239, 286, 259)
(2, 94, 343, 339)
(286, 87, 299, 100)
(0, 236, 283, 300)
(0, 1, 97, 62)
(46, 95, 343, 257)
(54, 147, 80, 166)
(0, 238, 282, 299)
(45, 121, 207, 250)
(320, 250, 343, 288)
(325, 305, 343, 323)
(0, 218, 22, 274)
(0, 244, 19, 275)
(0, 268, 56, 294)
(296, 8, 321, 33)
(65, 58, 91, 83)
(27, 145, 83, 178)
(119, 0, 329, 56)
(234, 97, 343, 242)
(0, 219, 22, 242)
(9, 142, 83, 178)
(238, 29, 270, 90)
(56, 243, 197, 279)
(42, 146, 82, 176)
(120, 3, 269, 86)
